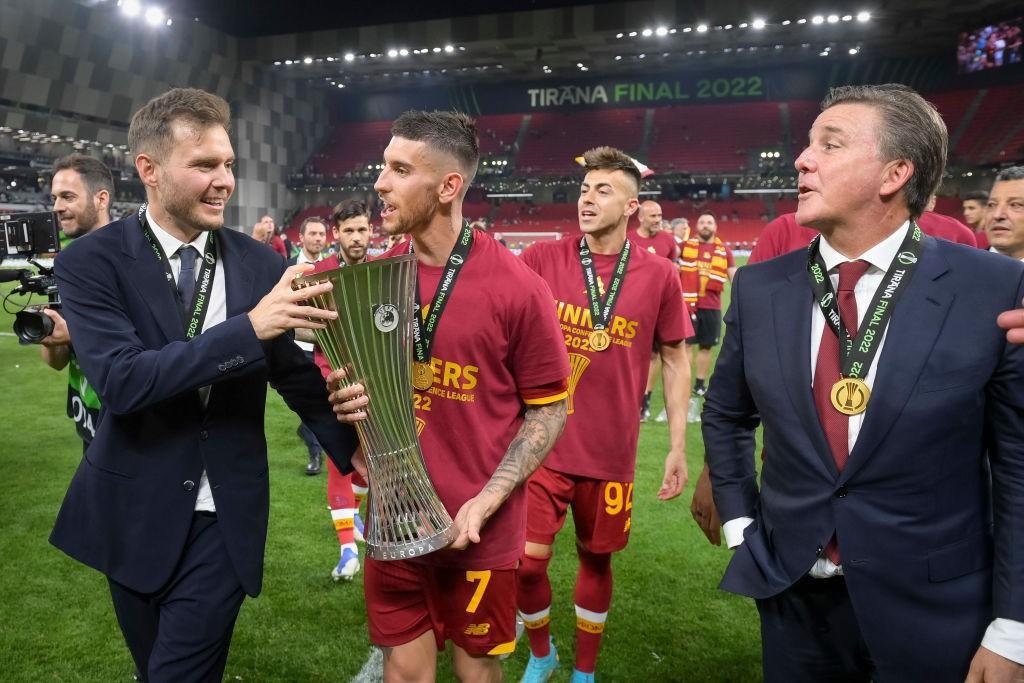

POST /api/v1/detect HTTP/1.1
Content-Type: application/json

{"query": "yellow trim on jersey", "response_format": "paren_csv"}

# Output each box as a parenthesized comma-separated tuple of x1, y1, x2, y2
(487, 640, 517, 656)
(523, 390, 569, 406)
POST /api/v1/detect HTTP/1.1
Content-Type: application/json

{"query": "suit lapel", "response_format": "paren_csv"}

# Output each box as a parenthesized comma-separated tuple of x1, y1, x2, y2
(123, 215, 184, 344)
(220, 230, 255, 317)
(841, 238, 953, 481)
(772, 266, 838, 478)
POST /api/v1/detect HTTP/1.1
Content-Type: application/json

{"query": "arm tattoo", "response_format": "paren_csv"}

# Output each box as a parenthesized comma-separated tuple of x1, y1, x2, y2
(482, 399, 567, 502)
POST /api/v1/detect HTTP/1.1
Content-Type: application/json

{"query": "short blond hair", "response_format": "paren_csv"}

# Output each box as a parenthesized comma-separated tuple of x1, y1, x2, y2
(128, 88, 231, 161)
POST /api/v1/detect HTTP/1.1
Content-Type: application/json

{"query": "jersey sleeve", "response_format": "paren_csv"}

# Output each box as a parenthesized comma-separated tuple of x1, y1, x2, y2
(748, 218, 783, 264)
(507, 270, 570, 401)
(656, 263, 693, 344)
(726, 245, 736, 267)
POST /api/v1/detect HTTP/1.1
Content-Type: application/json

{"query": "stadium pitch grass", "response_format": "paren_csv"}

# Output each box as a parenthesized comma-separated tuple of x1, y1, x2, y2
(0, 261, 764, 681)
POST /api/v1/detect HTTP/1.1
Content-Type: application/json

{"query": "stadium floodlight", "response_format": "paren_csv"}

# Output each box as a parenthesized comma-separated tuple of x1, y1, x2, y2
(399, 48, 409, 56)
(166, 18, 172, 26)
(614, 55, 622, 60)
(752, 18, 766, 29)
(344, 53, 355, 61)
(121, 0, 141, 18)
(655, 26, 668, 36)
(819, 50, 829, 56)
(812, 15, 824, 25)
(144, 6, 164, 25)
(444, 44, 454, 53)
(670, 28, 677, 34)
(797, 18, 807, 24)
(638, 53, 646, 58)
(856, 11, 871, 22)
(387, 49, 398, 58)
(284, 59, 293, 65)
(303, 56, 313, 64)
(739, 23, 748, 28)
(842, 14, 853, 21)
(616, 32, 624, 38)
(628, 31, 638, 37)
(642, 28, 653, 37)
(273, 61, 281, 66)
(696, 23, 708, 33)
(724, 24, 733, 30)
(683, 27, 692, 32)
(849, 47, 859, 54)
(827, 14, 839, 23)
(337, 83, 345, 88)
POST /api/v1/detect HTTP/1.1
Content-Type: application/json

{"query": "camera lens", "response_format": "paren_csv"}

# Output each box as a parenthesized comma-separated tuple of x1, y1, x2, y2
(13, 310, 54, 344)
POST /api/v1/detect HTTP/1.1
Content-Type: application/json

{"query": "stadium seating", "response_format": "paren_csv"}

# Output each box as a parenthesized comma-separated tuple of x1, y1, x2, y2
(648, 101, 783, 173)
(475, 114, 524, 156)
(953, 85, 1024, 165)
(516, 109, 647, 175)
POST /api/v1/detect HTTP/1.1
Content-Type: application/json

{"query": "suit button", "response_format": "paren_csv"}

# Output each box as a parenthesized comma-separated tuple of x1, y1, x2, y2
(835, 485, 848, 498)
(200, 430, 209, 440)
(183, 480, 195, 491)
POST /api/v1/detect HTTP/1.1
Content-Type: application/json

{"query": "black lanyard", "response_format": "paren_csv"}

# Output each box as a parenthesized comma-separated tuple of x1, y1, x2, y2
(806, 223, 922, 379)
(409, 222, 474, 363)
(578, 236, 631, 331)
(139, 204, 217, 339)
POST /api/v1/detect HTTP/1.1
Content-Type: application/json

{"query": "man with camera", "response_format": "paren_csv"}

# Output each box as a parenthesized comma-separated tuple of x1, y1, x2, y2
(38, 153, 114, 447)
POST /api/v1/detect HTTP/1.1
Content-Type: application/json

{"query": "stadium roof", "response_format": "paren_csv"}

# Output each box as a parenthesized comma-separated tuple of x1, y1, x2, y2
(162, 0, 1023, 90)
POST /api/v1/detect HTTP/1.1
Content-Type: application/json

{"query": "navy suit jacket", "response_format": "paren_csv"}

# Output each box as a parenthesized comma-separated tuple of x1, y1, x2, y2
(703, 235, 1024, 676)
(50, 214, 358, 597)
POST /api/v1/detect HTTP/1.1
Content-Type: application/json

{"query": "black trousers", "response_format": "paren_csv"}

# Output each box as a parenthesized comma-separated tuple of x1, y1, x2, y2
(108, 513, 246, 683)
(757, 575, 875, 683)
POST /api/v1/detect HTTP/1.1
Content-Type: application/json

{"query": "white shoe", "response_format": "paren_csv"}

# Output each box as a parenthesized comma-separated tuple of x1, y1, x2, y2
(331, 547, 360, 581)
(687, 396, 702, 423)
(655, 409, 667, 422)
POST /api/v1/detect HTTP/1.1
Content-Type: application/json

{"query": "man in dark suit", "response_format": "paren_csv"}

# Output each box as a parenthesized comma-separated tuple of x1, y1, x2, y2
(51, 88, 360, 682)
(703, 84, 1024, 682)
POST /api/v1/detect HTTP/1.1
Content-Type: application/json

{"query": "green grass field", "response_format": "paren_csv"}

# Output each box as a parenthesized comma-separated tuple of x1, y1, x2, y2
(0, 260, 763, 682)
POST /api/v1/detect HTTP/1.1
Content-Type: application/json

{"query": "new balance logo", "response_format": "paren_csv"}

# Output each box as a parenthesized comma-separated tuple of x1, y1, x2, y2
(464, 623, 491, 636)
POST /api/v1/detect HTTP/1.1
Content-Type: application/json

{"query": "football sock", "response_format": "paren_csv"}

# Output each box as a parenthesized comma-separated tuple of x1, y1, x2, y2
(517, 553, 554, 657)
(326, 460, 356, 546)
(574, 547, 613, 674)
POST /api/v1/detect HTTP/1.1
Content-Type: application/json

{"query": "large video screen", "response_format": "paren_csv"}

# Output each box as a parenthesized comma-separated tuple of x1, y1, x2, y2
(958, 19, 1023, 73)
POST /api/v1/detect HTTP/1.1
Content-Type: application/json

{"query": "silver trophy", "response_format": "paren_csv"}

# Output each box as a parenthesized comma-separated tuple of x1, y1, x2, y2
(292, 254, 456, 560)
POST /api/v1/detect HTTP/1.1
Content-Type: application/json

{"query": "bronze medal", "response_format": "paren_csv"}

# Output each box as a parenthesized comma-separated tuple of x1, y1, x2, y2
(830, 377, 870, 415)
(412, 361, 433, 391)
(589, 329, 611, 352)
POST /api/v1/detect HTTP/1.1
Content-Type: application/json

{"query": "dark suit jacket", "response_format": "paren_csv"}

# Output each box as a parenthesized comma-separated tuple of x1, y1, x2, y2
(50, 214, 358, 597)
(703, 235, 1024, 676)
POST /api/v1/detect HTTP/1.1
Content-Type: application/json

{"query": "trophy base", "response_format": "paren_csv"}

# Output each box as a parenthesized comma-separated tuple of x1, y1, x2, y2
(366, 523, 459, 561)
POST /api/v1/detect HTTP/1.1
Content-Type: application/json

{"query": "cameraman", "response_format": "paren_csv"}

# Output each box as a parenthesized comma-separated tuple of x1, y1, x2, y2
(39, 154, 113, 447)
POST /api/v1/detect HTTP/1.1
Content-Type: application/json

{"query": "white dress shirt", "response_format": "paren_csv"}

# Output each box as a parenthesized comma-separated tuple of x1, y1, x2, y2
(721, 221, 1024, 663)
(147, 213, 228, 513)
(293, 249, 320, 353)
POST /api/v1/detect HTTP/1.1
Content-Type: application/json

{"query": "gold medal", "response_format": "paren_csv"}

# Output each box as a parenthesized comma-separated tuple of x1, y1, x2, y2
(830, 377, 870, 415)
(412, 361, 433, 391)
(589, 329, 611, 352)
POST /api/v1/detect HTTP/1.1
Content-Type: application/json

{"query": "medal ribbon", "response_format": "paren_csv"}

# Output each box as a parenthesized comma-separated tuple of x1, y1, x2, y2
(409, 222, 474, 363)
(806, 223, 922, 380)
(138, 203, 217, 339)
(578, 236, 631, 332)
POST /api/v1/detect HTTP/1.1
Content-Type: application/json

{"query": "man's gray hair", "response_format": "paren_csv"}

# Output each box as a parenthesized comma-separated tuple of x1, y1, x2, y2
(995, 166, 1024, 182)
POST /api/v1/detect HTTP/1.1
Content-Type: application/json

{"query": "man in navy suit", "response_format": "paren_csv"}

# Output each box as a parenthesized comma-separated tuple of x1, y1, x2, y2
(703, 84, 1024, 682)
(51, 88, 360, 681)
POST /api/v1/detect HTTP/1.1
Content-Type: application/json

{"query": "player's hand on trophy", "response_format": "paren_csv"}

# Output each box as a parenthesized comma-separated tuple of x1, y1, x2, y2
(248, 264, 337, 341)
(690, 464, 722, 546)
(449, 491, 501, 550)
(326, 367, 368, 423)
(997, 304, 1024, 344)
(657, 447, 688, 500)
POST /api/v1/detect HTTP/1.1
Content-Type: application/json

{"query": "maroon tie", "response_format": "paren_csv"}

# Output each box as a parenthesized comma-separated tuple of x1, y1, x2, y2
(812, 259, 870, 564)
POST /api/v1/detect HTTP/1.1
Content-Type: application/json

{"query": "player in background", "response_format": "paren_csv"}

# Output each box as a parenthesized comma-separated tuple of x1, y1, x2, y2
(517, 147, 693, 683)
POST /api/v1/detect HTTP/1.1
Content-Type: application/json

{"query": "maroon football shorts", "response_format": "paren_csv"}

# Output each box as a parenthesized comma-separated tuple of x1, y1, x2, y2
(526, 465, 634, 553)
